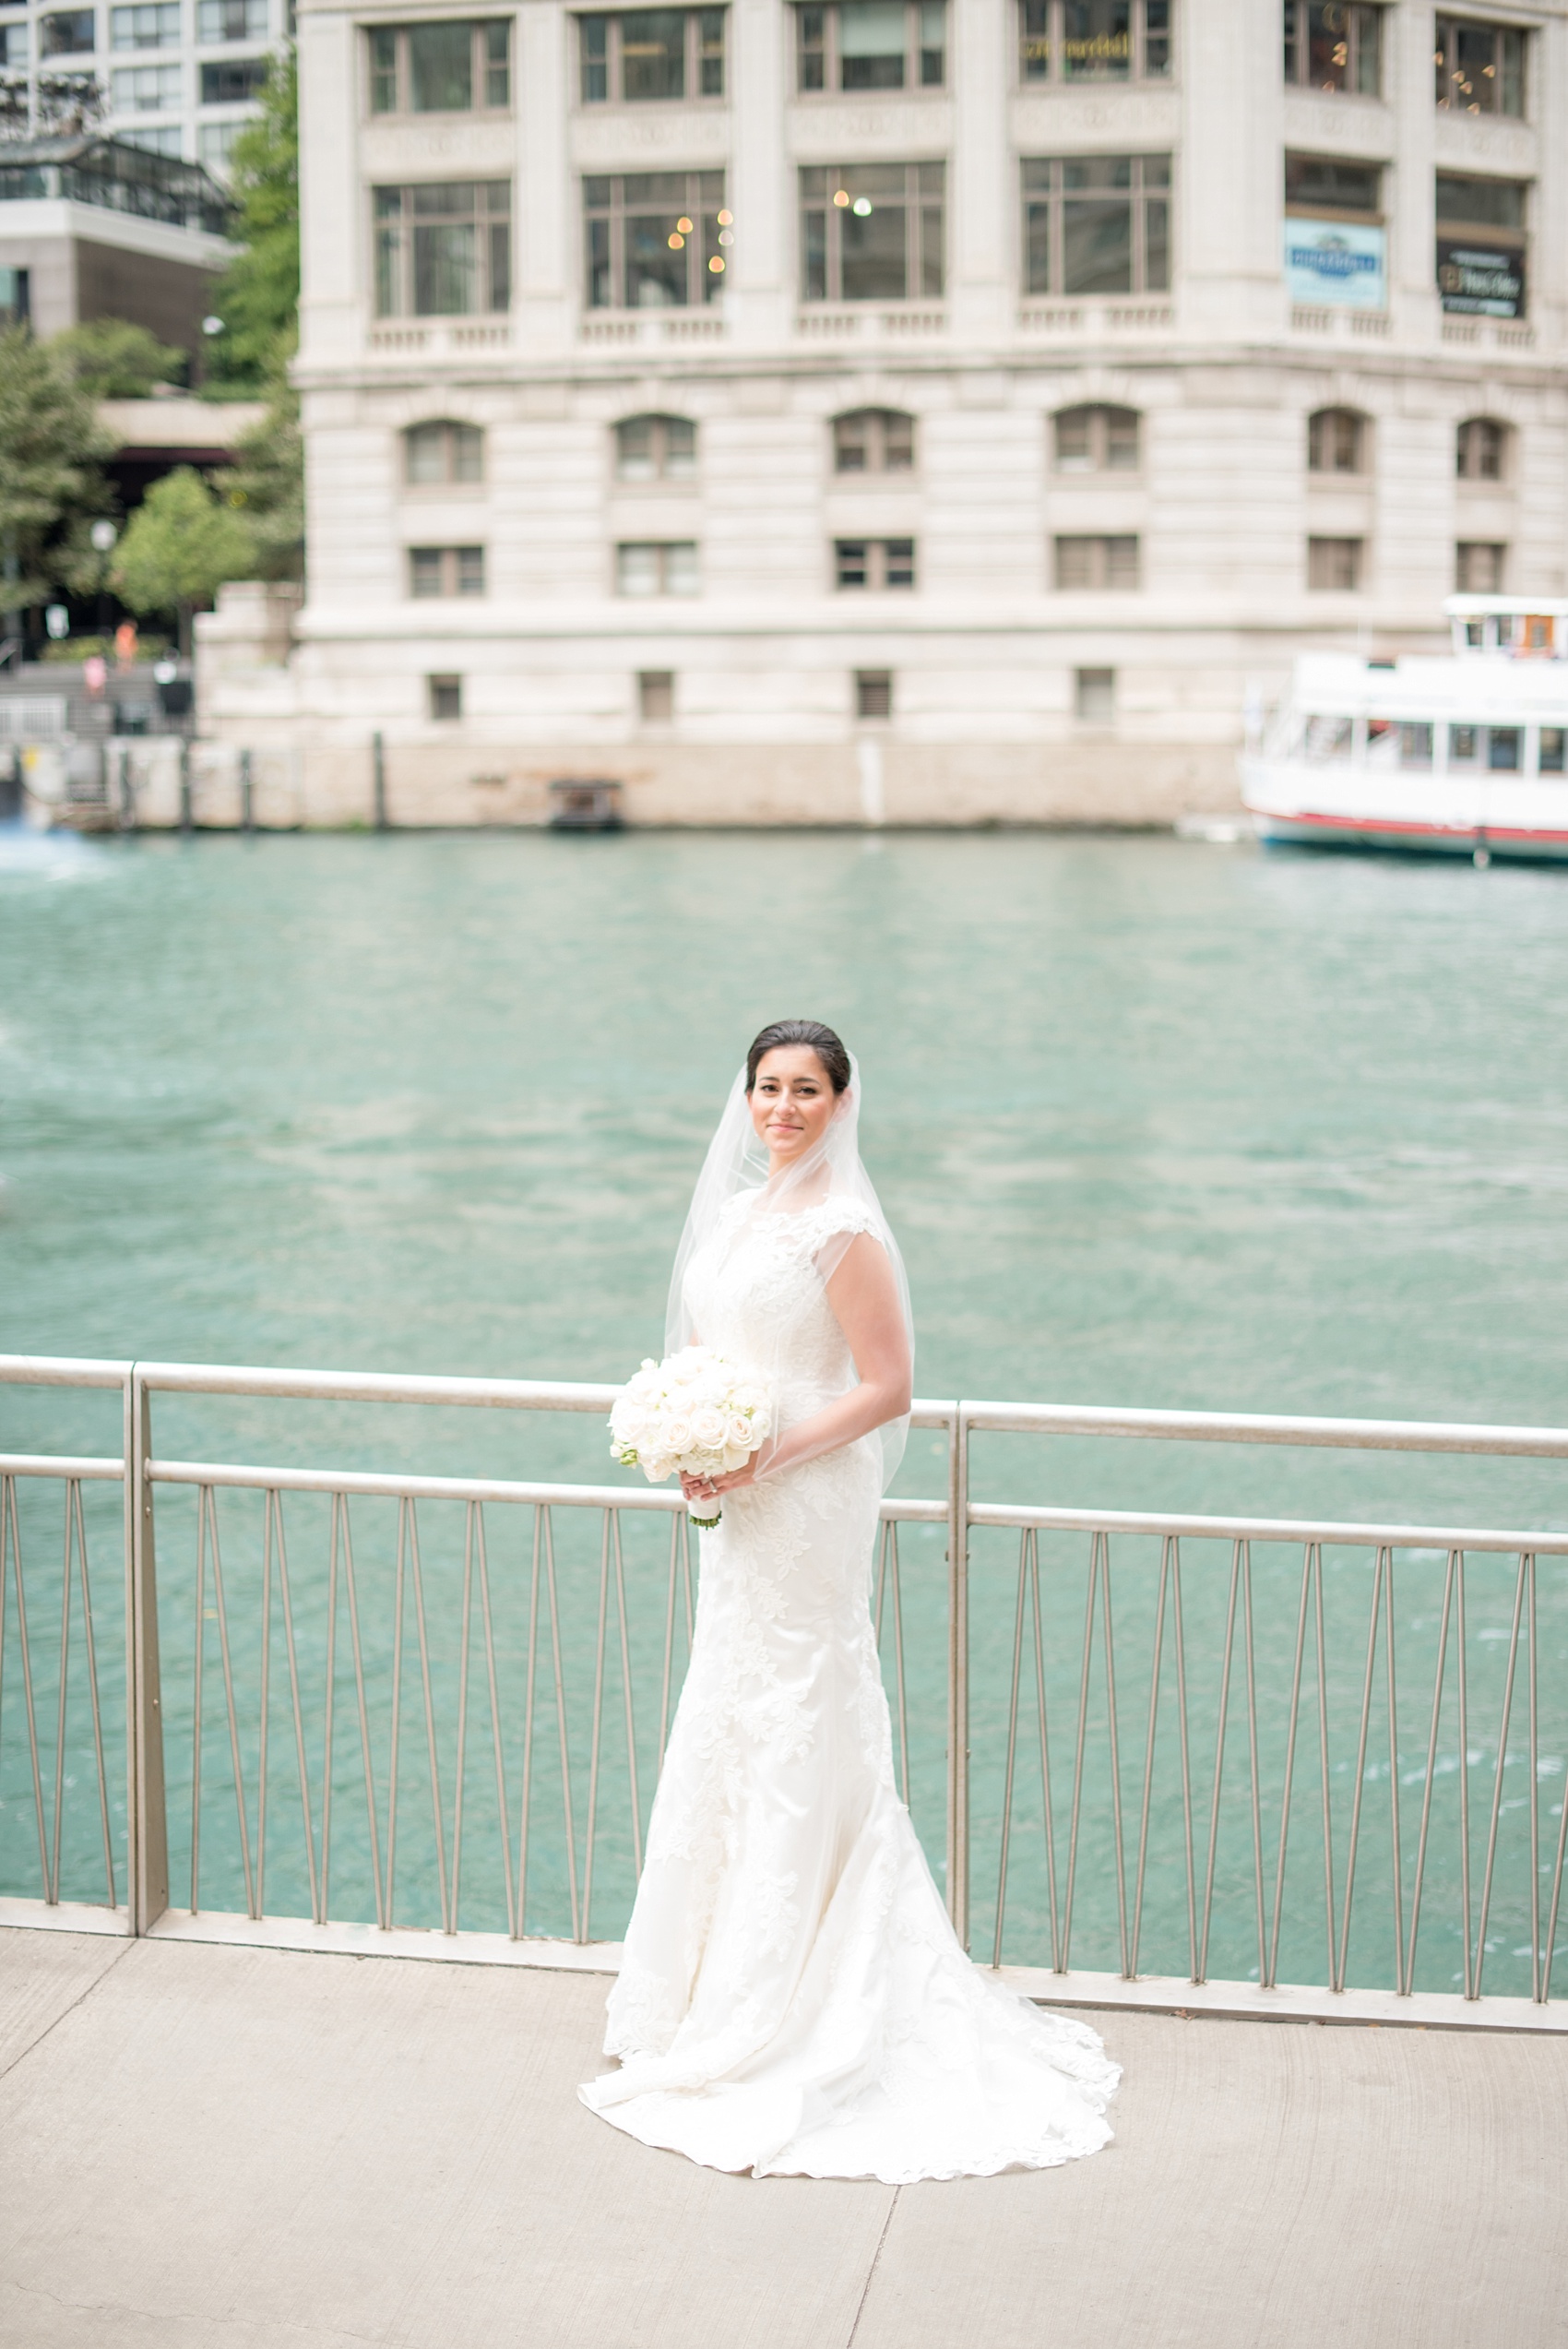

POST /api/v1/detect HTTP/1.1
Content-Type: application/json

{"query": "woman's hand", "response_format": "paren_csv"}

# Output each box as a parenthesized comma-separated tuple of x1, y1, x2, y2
(680, 1459, 759, 1508)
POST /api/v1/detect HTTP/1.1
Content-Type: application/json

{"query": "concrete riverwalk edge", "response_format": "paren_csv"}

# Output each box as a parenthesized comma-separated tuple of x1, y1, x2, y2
(1, 1928, 1564, 2348)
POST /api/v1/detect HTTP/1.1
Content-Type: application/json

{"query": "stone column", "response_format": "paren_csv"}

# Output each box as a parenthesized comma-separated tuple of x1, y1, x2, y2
(948, 0, 1009, 344)
(729, 0, 790, 346)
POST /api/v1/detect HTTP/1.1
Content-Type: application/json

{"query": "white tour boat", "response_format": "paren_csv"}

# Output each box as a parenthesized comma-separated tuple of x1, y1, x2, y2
(1241, 595, 1568, 863)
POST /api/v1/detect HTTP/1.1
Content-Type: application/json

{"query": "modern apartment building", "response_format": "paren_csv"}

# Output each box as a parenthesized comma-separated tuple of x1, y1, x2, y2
(256, 0, 1568, 825)
(0, 0, 287, 178)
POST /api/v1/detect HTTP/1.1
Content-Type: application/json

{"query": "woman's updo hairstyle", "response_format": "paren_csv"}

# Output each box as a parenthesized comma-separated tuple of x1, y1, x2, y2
(745, 1019, 851, 1095)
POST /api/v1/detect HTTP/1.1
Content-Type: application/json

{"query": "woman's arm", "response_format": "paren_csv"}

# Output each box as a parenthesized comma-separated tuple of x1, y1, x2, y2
(682, 1234, 911, 1502)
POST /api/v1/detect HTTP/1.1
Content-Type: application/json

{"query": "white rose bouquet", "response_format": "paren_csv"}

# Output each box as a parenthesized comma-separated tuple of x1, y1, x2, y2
(609, 1347, 774, 1527)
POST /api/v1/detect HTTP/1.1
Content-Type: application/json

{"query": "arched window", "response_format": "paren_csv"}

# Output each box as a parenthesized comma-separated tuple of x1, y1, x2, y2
(1052, 404, 1140, 472)
(615, 414, 697, 481)
(1307, 408, 1369, 475)
(833, 409, 916, 474)
(1456, 417, 1509, 482)
(404, 420, 485, 484)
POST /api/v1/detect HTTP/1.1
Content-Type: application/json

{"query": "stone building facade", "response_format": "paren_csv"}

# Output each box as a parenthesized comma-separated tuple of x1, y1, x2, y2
(259, 0, 1568, 825)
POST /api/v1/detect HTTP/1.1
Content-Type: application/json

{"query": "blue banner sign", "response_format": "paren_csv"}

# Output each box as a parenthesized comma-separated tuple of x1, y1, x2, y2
(1284, 218, 1386, 309)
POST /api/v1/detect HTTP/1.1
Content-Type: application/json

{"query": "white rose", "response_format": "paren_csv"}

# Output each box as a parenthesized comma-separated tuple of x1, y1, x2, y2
(662, 1414, 695, 1455)
(691, 1405, 727, 1450)
(721, 1444, 749, 1473)
(726, 1412, 754, 1450)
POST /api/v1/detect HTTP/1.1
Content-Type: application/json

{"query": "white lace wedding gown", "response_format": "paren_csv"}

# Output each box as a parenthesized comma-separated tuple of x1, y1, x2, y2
(579, 1195, 1120, 2180)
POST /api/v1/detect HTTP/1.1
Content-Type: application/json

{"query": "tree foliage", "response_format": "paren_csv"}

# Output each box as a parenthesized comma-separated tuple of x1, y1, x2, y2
(113, 466, 255, 628)
(205, 48, 299, 396)
(0, 325, 112, 614)
(53, 316, 187, 399)
(220, 364, 303, 580)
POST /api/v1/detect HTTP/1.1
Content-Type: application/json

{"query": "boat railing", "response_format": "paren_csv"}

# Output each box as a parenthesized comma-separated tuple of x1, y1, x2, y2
(3, 1353, 1565, 2030)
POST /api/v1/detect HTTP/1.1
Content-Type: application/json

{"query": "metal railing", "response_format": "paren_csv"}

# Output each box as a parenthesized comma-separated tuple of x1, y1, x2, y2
(2, 1355, 1565, 2030)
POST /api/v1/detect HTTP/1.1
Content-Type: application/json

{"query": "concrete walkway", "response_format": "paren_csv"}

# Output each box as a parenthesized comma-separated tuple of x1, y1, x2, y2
(1, 1928, 1564, 2349)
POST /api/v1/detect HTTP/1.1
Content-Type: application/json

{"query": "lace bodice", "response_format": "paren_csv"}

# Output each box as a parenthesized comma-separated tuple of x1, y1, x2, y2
(683, 1193, 878, 1423)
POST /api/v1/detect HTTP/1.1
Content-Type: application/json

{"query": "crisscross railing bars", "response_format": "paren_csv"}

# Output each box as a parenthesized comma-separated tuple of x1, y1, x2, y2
(2, 1356, 1566, 2029)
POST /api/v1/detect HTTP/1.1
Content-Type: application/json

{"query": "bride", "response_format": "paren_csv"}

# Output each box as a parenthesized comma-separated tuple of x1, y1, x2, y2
(579, 1019, 1120, 2180)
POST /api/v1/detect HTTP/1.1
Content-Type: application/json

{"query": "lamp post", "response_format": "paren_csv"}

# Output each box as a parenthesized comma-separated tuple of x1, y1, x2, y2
(89, 518, 117, 644)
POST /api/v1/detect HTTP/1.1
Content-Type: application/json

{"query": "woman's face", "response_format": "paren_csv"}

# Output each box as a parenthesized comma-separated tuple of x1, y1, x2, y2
(748, 1046, 839, 1165)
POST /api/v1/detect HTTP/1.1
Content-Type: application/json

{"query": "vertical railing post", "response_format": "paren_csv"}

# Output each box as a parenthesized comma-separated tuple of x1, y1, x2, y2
(946, 1403, 970, 1949)
(373, 732, 387, 831)
(127, 1368, 169, 1933)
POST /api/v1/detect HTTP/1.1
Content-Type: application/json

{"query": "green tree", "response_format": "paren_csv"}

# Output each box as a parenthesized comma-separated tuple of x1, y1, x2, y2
(113, 466, 255, 652)
(0, 324, 112, 632)
(52, 316, 187, 400)
(204, 48, 299, 396)
(220, 363, 303, 580)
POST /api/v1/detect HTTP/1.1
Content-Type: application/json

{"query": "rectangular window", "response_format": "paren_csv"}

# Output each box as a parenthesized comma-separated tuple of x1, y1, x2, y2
(405, 420, 485, 483)
(409, 546, 486, 598)
(855, 669, 893, 719)
(199, 119, 244, 172)
(1283, 1, 1381, 93)
(111, 4, 180, 48)
(119, 122, 183, 153)
(41, 10, 96, 52)
(0, 265, 28, 327)
(113, 58, 180, 103)
(0, 23, 29, 66)
(1075, 666, 1116, 721)
(617, 543, 700, 595)
(1307, 536, 1362, 590)
(375, 182, 512, 316)
(1538, 728, 1565, 775)
(616, 414, 697, 479)
(196, 0, 267, 39)
(585, 173, 727, 308)
(367, 18, 511, 114)
(1436, 173, 1527, 319)
(1455, 542, 1505, 593)
(1435, 17, 1526, 116)
(1285, 153, 1385, 310)
(1023, 155, 1170, 297)
(578, 8, 725, 101)
(428, 674, 463, 719)
(1399, 723, 1433, 768)
(1054, 403, 1140, 471)
(835, 541, 916, 589)
(797, 2, 944, 92)
(1019, 0, 1170, 83)
(1053, 535, 1140, 589)
(200, 55, 267, 100)
(801, 163, 944, 302)
(1456, 419, 1506, 481)
(834, 408, 915, 471)
(638, 669, 675, 721)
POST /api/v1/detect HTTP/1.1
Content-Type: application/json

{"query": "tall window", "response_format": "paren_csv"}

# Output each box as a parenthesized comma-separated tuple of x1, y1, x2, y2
(833, 409, 915, 471)
(405, 421, 485, 483)
(1023, 156, 1170, 297)
(836, 539, 916, 589)
(368, 20, 510, 113)
(615, 415, 698, 480)
(1436, 173, 1526, 319)
(798, 2, 944, 91)
(586, 173, 727, 308)
(1307, 408, 1367, 473)
(1283, 3, 1381, 94)
(617, 542, 700, 595)
(1455, 542, 1504, 593)
(196, 0, 267, 38)
(580, 9, 725, 102)
(112, 5, 179, 49)
(1435, 18, 1525, 116)
(1019, 0, 1170, 83)
(374, 183, 512, 316)
(1307, 536, 1362, 590)
(1054, 534, 1140, 589)
(801, 164, 944, 302)
(1053, 404, 1139, 471)
(410, 545, 486, 597)
(1455, 418, 1507, 482)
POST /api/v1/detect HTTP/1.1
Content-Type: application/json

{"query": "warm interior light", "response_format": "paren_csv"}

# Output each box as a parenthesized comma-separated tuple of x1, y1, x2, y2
(833, 188, 849, 207)
(668, 231, 684, 247)
(677, 216, 694, 233)
(717, 208, 733, 225)
(708, 255, 724, 272)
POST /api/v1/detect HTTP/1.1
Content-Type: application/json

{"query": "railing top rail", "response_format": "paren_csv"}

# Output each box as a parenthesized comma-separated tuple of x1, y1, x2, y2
(0, 1452, 125, 1481)
(0, 1355, 130, 1389)
(146, 1457, 949, 1521)
(969, 1500, 1568, 1556)
(964, 1399, 1568, 1460)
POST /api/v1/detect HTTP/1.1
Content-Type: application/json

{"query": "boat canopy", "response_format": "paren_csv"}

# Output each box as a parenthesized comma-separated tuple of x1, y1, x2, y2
(1442, 596, 1568, 658)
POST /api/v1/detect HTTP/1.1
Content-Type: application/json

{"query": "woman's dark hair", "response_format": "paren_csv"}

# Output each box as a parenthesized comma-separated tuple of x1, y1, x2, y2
(745, 1019, 851, 1094)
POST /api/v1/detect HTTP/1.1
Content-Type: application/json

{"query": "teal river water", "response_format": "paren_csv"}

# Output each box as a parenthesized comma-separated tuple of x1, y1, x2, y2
(2, 828, 1565, 1992)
